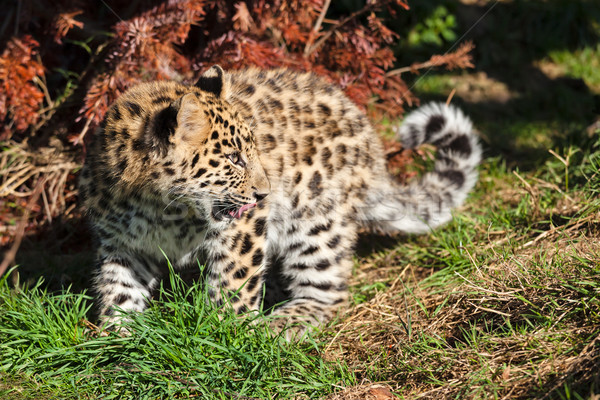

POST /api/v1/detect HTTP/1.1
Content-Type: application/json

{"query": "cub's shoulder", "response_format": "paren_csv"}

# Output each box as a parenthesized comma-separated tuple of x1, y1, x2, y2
(228, 67, 343, 98)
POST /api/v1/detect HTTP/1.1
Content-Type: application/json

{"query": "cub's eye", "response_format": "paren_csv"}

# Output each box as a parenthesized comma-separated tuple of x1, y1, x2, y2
(227, 152, 246, 168)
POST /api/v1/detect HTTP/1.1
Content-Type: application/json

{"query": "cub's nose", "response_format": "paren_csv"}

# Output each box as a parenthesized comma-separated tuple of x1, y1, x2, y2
(253, 191, 269, 202)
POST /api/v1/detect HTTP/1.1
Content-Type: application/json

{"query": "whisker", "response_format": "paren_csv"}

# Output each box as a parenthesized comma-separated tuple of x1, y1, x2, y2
(164, 193, 186, 211)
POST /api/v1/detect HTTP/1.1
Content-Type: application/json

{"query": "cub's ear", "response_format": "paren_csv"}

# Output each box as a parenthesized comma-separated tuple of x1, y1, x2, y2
(174, 93, 210, 144)
(143, 93, 209, 155)
(195, 65, 228, 98)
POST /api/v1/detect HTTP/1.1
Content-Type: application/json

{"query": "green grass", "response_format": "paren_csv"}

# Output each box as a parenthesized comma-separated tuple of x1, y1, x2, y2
(549, 44, 600, 90)
(0, 269, 354, 399)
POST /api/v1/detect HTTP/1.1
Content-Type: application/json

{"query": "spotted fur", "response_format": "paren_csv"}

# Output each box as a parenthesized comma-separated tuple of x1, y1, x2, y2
(80, 66, 481, 338)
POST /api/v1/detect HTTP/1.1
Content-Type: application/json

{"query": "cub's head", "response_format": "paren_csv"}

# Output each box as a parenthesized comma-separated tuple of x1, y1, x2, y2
(99, 65, 270, 222)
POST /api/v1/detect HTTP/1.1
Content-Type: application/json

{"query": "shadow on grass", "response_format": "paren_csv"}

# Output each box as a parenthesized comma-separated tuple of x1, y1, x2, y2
(7, 217, 94, 293)
(394, 0, 600, 168)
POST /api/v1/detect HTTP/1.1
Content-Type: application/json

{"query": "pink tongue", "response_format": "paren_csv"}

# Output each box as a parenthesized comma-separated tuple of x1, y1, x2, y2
(228, 203, 257, 219)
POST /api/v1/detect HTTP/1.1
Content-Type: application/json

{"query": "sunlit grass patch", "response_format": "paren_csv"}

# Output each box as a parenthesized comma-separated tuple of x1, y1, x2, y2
(547, 44, 600, 92)
(0, 269, 355, 399)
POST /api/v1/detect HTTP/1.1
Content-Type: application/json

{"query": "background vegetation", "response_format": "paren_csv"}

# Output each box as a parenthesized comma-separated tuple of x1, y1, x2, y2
(1, 0, 599, 399)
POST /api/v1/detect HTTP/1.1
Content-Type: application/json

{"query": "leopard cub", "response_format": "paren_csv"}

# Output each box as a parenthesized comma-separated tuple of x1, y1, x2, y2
(79, 66, 481, 338)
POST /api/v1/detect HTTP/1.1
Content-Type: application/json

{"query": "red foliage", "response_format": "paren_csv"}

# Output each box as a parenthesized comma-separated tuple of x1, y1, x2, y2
(0, 0, 475, 237)
(199, 0, 416, 120)
(198, 0, 414, 119)
(80, 0, 207, 126)
(52, 10, 84, 44)
(0, 36, 45, 139)
(1, 0, 475, 141)
(76, 0, 420, 133)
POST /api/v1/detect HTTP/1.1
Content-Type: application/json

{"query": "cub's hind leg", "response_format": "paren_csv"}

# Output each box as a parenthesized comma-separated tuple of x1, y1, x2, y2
(269, 218, 356, 340)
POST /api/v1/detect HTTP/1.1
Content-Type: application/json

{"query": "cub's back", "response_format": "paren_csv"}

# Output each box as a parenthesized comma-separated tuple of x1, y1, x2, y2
(226, 68, 388, 191)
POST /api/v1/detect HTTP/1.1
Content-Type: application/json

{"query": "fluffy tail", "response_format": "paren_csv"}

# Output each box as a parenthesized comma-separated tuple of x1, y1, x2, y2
(360, 102, 482, 234)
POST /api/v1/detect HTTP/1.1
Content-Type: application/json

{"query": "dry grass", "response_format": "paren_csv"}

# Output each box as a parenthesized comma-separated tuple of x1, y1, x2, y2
(0, 140, 78, 219)
(0, 141, 79, 276)
(322, 166, 600, 399)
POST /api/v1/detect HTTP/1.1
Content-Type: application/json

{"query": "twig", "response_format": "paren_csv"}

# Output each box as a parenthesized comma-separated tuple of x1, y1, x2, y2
(455, 272, 522, 296)
(548, 149, 568, 166)
(467, 302, 511, 318)
(75, 109, 94, 145)
(446, 88, 457, 105)
(304, 0, 385, 56)
(512, 170, 541, 218)
(0, 164, 34, 195)
(530, 176, 573, 200)
(304, 0, 331, 56)
(324, 319, 353, 353)
(0, 178, 45, 279)
(41, 184, 53, 223)
(521, 218, 587, 249)
(386, 41, 475, 77)
(386, 60, 439, 77)
(0, 162, 76, 197)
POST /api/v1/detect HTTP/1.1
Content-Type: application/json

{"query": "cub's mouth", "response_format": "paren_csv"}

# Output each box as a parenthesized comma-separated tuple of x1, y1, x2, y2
(212, 202, 257, 221)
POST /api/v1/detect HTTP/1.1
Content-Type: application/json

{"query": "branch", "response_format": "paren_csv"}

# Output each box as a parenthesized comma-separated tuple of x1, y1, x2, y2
(303, 0, 332, 56)
(0, 178, 45, 279)
(386, 41, 475, 77)
(305, 0, 391, 57)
